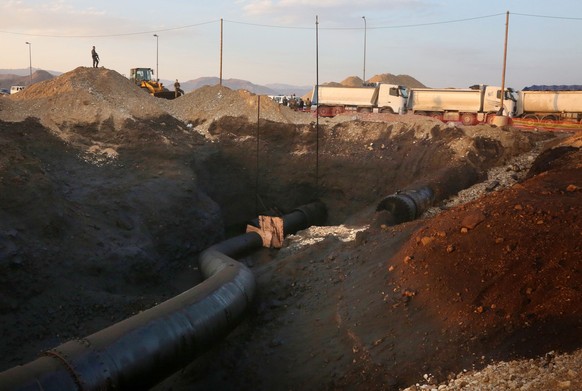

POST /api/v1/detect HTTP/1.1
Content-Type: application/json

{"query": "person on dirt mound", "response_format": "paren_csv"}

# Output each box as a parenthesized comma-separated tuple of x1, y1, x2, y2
(91, 46, 99, 68)
(174, 79, 184, 98)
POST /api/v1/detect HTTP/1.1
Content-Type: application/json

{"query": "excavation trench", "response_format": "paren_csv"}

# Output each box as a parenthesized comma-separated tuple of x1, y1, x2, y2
(0, 203, 327, 390)
(0, 154, 481, 390)
(0, 113, 546, 390)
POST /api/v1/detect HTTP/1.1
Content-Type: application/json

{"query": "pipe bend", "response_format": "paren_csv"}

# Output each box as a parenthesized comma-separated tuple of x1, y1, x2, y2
(0, 201, 326, 391)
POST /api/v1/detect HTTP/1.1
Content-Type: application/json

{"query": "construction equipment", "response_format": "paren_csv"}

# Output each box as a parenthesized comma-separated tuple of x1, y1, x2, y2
(129, 68, 176, 99)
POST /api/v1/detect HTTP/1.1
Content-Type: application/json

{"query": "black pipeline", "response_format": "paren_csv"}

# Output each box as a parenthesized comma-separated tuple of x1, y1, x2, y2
(0, 201, 326, 391)
(376, 186, 435, 224)
(376, 163, 481, 224)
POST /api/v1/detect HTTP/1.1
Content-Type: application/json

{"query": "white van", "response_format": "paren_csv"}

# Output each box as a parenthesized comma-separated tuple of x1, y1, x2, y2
(10, 86, 25, 94)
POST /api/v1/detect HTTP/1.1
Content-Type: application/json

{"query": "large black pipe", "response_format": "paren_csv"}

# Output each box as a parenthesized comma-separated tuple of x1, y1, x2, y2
(376, 163, 482, 224)
(247, 201, 328, 235)
(0, 201, 326, 391)
(376, 186, 435, 224)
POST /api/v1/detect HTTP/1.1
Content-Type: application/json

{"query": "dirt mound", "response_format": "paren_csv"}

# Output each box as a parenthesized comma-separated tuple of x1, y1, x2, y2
(340, 76, 364, 86)
(160, 85, 313, 132)
(368, 73, 426, 88)
(3, 67, 168, 133)
(330, 74, 426, 87)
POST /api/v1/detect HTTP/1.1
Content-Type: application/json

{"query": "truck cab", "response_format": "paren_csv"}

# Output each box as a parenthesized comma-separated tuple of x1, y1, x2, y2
(377, 84, 408, 114)
(481, 85, 516, 117)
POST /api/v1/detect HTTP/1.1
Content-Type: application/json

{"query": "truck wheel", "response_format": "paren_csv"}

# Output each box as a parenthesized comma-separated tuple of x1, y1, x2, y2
(542, 115, 558, 124)
(523, 114, 538, 126)
(460, 113, 476, 126)
(380, 107, 394, 114)
(317, 106, 333, 117)
(430, 112, 443, 122)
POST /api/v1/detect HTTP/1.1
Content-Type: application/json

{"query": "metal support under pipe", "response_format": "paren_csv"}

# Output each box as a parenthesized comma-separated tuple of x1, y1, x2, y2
(0, 202, 327, 390)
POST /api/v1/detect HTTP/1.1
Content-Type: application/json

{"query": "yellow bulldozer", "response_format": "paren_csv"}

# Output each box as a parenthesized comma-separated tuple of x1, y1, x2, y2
(129, 68, 177, 99)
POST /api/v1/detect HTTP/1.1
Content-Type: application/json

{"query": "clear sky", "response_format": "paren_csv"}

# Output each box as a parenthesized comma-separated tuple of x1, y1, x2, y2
(2, 0, 581, 89)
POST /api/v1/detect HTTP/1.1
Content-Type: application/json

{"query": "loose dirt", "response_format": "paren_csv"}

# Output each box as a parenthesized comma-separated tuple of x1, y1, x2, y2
(0, 67, 580, 390)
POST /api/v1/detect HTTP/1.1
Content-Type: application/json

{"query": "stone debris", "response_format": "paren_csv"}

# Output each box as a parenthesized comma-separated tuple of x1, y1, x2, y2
(403, 349, 582, 391)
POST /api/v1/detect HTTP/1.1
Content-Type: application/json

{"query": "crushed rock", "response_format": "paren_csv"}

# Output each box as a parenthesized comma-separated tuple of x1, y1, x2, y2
(404, 349, 582, 391)
(423, 135, 552, 217)
(279, 224, 368, 257)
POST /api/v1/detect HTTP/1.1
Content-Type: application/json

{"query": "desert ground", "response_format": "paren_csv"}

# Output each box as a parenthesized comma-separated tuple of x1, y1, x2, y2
(0, 67, 580, 390)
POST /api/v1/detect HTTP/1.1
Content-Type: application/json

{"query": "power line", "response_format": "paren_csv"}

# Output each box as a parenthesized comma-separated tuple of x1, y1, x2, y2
(224, 19, 312, 30)
(0, 20, 220, 38)
(226, 14, 505, 30)
(512, 12, 582, 21)
(365, 13, 506, 29)
(2, 11, 581, 38)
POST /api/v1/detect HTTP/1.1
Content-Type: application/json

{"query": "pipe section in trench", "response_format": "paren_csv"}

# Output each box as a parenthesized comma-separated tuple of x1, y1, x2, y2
(0, 201, 327, 391)
(376, 163, 481, 224)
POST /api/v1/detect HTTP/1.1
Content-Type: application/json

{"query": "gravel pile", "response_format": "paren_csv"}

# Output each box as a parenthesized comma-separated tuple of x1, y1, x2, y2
(403, 349, 581, 391)
(424, 136, 549, 217)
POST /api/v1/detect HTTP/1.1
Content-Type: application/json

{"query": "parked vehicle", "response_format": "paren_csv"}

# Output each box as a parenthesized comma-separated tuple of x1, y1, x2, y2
(311, 83, 408, 117)
(515, 85, 582, 124)
(10, 86, 25, 94)
(407, 85, 516, 125)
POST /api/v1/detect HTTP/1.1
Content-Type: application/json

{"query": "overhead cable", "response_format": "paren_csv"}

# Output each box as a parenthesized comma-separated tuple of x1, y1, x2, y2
(0, 20, 220, 38)
(2, 11, 581, 38)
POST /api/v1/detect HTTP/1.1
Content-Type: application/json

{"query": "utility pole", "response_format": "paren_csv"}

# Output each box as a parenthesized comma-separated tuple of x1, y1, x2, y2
(153, 34, 159, 81)
(315, 15, 320, 192)
(25, 42, 32, 85)
(220, 18, 223, 86)
(362, 16, 367, 84)
(499, 11, 509, 115)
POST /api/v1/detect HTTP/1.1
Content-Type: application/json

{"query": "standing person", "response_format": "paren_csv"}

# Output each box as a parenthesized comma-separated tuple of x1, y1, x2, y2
(91, 46, 99, 68)
(174, 79, 184, 98)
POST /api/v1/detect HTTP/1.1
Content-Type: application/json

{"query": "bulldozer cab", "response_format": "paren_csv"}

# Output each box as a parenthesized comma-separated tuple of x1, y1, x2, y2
(129, 67, 176, 100)
(130, 68, 155, 83)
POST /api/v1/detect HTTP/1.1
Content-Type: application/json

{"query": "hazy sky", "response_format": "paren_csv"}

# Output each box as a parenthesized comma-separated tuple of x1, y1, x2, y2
(2, 0, 581, 89)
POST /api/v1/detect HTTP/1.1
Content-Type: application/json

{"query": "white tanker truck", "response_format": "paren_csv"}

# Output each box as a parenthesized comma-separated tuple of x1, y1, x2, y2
(312, 83, 408, 117)
(515, 85, 582, 124)
(407, 85, 516, 126)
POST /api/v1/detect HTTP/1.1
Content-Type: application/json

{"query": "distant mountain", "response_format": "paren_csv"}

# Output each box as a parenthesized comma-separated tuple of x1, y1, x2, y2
(0, 68, 425, 95)
(160, 77, 311, 97)
(0, 70, 56, 89)
(0, 68, 62, 77)
(264, 83, 312, 97)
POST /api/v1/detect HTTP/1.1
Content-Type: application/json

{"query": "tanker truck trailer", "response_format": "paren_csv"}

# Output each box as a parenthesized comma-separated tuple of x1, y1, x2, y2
(407, 85, 516, 125)
(312, 83, 408, 117)
(516, 85, 582, 124)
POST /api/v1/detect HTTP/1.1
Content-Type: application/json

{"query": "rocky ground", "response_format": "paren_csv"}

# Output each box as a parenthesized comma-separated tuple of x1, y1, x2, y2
(0, 67, 580, 390)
